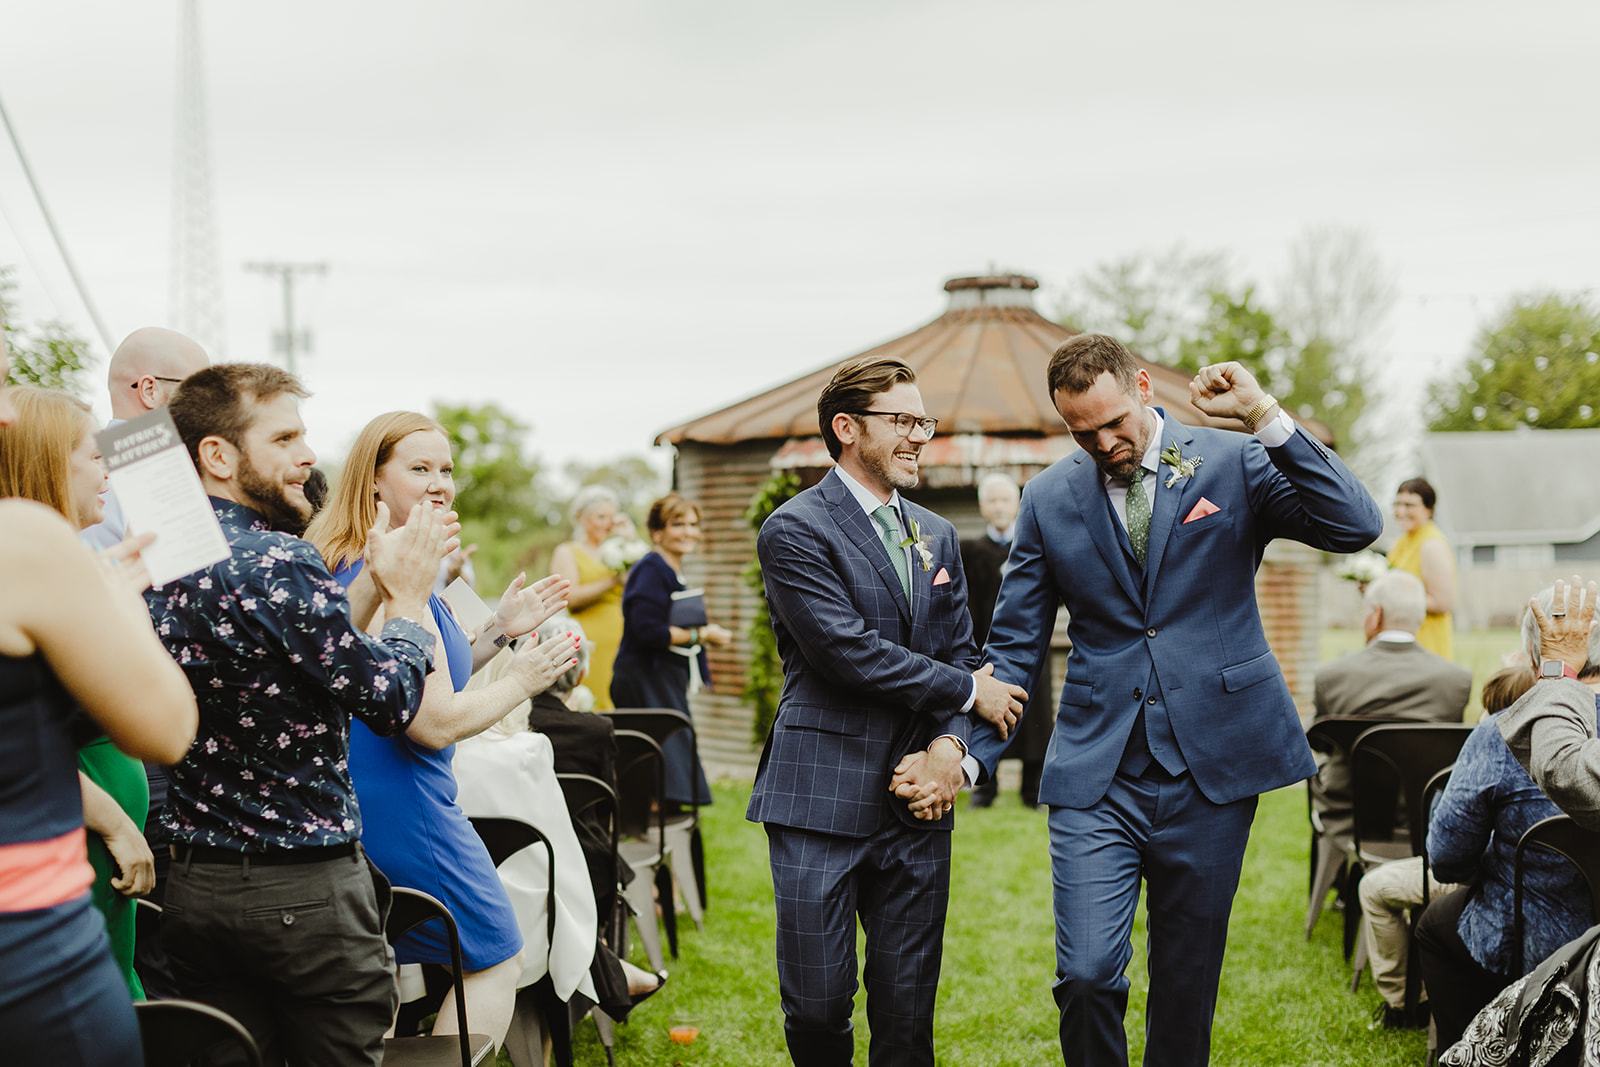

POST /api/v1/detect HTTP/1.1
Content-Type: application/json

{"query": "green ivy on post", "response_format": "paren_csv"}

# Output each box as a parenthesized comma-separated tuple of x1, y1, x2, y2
(741, 468, 800, 742)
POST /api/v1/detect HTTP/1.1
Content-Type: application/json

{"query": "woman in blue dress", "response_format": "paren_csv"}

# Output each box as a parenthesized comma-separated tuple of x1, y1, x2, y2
(611, 493, 732, 809)
(306, 411, 574, 1050)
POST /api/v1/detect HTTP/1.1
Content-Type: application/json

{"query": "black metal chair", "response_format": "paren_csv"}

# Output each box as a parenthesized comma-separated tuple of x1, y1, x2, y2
(605, 708, 707, 926)
(1512, 814, 1600, 976)
(612, 728, 678, 969)
(382, 888, 495, 1067)
(1346, 722, 1474, 1015)
(556, 772, 625, 1067)
(136, 999, 261, 1067)
(1304, 716, 1405, 939)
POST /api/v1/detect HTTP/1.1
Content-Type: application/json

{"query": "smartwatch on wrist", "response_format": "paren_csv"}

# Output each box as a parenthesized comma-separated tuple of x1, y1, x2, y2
(1539, 659, 1579, 680)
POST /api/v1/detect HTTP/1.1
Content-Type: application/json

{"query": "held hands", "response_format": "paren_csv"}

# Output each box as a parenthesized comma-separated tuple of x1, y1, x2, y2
(365, 502, 460, 615)
(507, 628, 582, 697)
(492, 573, 571, 641)
(1188, 362, 1275, 425)
(1532, 575, 1599, 677)
(972, 663, 1027, 741)
(889, 736, 965, 820)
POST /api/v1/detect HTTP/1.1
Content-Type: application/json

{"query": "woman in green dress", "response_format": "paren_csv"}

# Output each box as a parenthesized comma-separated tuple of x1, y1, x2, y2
(0, 386, 154, 996)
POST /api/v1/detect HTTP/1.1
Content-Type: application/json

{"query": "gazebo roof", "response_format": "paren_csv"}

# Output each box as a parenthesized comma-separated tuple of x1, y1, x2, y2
(656, 273, 1331, 449)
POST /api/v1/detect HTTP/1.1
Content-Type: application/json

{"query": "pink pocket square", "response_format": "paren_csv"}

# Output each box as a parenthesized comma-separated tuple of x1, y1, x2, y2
(1183, 498, 1220, 524)
(932, 567, 951, 586)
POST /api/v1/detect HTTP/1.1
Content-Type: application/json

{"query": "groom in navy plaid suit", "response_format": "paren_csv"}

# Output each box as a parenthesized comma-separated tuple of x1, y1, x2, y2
(747, 356, 1027, 1066)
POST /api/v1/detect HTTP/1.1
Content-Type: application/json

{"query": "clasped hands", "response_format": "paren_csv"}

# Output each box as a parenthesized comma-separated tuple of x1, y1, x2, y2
(889, 665, 1028, 822)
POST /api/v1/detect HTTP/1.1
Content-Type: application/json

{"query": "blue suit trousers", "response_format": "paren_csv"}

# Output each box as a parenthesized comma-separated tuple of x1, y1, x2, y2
(767, 821, 950, 1067)
(1048, 770, 1257, 1067)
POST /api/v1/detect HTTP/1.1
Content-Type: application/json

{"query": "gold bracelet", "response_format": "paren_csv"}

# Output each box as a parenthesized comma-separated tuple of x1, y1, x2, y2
(1242, 394, 1278, 433)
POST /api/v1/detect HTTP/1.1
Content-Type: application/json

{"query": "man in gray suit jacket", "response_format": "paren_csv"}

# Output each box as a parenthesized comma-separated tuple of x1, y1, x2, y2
(1312, 570, 1471, 841)
(747, 356, 1026, 1066)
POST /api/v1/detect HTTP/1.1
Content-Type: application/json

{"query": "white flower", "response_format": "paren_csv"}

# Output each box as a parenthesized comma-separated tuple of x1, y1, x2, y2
(1337, 550, 1389, 584)
(598, 536, 651, 572)
(898, 519, 935, 573)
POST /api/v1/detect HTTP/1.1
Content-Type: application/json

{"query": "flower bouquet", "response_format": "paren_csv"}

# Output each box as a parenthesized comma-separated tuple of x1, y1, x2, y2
(598, 535, 649, 573)
(1336, 550, 1389, 585)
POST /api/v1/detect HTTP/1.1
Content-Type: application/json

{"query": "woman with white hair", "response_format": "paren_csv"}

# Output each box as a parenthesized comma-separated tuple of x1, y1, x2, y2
(549, 487, 625, 709)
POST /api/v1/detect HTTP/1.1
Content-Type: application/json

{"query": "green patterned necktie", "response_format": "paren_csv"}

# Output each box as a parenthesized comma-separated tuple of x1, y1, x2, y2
(872, 505, 912, 601)
(1126, 471, 1151, 566)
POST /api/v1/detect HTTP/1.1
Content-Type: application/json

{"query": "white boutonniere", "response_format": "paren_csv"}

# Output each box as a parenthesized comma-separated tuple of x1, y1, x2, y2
(899, 519, 934, 572)
(1159, 442, 1203, 489)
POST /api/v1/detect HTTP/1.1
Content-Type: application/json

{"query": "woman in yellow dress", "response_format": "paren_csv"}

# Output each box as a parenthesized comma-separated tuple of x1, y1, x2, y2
(1388, 477, 1456, 660)
(549, 487, 625, 708)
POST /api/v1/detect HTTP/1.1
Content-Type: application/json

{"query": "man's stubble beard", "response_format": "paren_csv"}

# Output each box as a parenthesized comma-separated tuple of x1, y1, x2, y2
(237, 453, 311, 535)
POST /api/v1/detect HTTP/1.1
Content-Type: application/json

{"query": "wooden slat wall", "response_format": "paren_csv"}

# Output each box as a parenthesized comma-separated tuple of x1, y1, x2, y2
(675, 441, 777, 779)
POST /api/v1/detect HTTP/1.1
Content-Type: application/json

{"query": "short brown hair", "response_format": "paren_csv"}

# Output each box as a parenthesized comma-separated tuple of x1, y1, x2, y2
(0, 386, 95, 526)
(1480, 665, 1535, 716)
(168, 363, 308, 469)
(645, 492, 700, 535)
(816, 357, 917, 460)
(1047, 333, 1139, 397)
(1396, 477, 1436, 512)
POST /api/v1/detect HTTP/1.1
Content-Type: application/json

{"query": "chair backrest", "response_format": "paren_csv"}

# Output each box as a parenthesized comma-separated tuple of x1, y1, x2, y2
(607, 708, 700, 814)
(137, 999, 262, 1067)
(385, 887, 474, 1067)
(612, 729, 667, 846)
(557, 772, 624, 950)
(1513, 814, 1600, 975)
(1350, 722, 1475, 861)
(1306, 716, 1392, 760)
(469, 815, 556, 950)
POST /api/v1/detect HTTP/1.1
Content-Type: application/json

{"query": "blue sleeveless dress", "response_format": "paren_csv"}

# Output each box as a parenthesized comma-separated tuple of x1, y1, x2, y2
(339, 562, 522, 970)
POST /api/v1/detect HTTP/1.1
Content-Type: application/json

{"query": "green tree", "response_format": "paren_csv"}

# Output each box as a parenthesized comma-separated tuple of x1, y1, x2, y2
(741, 469, 799, 742)
(1056, 246, 1228, 364)
(562, 455, 669, 524)
(1173, 286, 1289, 378)
(432, 402, 562, 594)
(1428, 293, 1600, 431)
(0, 267, 92, 394)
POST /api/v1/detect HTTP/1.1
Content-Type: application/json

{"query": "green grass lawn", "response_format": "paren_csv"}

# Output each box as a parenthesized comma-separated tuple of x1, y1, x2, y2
(1319, 627, 1523, 721)
(575, 779, 1429, 1066)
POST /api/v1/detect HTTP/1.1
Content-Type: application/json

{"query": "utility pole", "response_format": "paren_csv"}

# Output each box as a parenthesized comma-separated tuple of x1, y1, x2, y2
(244, 262, 326, 376)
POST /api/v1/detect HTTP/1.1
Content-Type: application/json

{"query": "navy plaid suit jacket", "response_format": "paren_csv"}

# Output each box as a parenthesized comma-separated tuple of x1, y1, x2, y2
(746, 468, 979, 838)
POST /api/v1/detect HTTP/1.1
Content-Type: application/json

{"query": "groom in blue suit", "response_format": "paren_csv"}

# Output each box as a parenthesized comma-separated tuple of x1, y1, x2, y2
(748, 356, 1026, 1066)
(962, 335, 1381, 1065)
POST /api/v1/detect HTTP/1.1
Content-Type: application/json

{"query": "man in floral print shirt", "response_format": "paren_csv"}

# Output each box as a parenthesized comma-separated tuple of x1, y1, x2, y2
(149, 363, 452, 1067)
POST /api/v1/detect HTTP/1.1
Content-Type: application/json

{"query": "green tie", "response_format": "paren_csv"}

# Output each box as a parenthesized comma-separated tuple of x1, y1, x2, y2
(1126, 472, 1151, 567)
(872, 505, 912, 601)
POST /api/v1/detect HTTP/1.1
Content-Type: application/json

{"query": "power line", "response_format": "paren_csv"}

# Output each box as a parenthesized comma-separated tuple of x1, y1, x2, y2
(245, 262, 326, 377)
(0, 89, 114, 353)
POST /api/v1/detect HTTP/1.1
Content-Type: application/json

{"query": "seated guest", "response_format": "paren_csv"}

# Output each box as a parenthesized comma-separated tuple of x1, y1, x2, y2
(305, 411, 574, 1051)
(0, 339, 197, 1065)
(457, 621, 664, 1022)
(151, 365, 452, 1066)
(1311, 570, 1472, 848)
(1356, 665, 1534, 1030)
(1416, 584, 1600, 1052)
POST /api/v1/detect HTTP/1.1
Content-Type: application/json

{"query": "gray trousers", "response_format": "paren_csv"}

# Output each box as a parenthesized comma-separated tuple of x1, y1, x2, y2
(161, 846, 398, 1067)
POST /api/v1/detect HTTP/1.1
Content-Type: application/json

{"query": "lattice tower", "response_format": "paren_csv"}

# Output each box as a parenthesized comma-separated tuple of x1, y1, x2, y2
(167, 0, 225, 356)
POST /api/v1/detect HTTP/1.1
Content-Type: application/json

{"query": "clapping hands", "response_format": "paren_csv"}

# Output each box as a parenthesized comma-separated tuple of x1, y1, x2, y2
(365, 502, 459, 615)
(492, 573, 571, 642)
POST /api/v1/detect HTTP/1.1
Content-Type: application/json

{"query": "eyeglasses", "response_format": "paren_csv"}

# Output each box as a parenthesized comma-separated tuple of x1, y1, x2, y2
(132, 376, 185, 389)
(851, 411, 938, 438)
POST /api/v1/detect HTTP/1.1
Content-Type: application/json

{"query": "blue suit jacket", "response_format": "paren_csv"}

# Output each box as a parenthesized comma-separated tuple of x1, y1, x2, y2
(746, 469, 979, 837)
(971, 412, 1383, 808)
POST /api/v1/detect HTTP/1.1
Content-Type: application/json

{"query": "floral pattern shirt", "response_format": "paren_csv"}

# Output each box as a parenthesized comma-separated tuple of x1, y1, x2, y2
(147, 498, 434, 851)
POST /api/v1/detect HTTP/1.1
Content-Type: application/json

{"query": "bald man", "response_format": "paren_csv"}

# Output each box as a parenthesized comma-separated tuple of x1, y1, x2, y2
(83, 327, 210, 550)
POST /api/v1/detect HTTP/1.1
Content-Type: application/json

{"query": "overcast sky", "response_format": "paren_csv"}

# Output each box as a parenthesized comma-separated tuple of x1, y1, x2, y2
(1, 0, 1596, 485)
